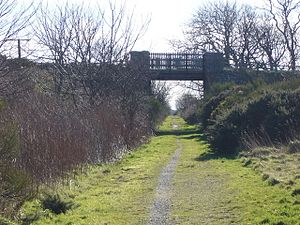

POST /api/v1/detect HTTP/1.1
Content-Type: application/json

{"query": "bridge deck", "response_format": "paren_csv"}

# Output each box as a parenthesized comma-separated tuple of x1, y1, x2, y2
(151, 70, 204, 80)
(149, 53, 204, 80)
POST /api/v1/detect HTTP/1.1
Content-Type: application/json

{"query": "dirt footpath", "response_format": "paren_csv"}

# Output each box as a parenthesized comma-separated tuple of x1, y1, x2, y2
(148, 121, 238, 225)
(148, 139, 183, 225)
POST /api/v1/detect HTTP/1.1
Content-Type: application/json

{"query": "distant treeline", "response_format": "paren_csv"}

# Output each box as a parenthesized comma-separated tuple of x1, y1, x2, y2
(172, 0, 300, 71)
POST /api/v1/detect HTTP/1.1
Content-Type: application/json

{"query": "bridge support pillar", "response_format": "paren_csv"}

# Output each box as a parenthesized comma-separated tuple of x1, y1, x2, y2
(129, 51, 150, 70)
(203, 52, 224, 92)
(129, 51, 152, 94)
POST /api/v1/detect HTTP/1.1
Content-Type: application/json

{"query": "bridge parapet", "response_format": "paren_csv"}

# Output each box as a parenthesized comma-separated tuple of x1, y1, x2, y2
(149, 53, 203, 72)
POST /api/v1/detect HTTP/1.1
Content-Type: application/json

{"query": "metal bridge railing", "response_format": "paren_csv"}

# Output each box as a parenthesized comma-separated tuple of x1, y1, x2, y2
(149, 53, 203, 71)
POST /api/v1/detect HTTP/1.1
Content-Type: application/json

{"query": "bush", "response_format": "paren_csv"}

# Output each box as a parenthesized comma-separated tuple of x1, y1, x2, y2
(41, 193, 74, 214)
(0, 216, 15, 225)
(291, 188, 300, 196)
(267, 177, 280, 186)
(207, 81, 236, 98)
(183, 108, 200, 125)
(199, 90, 232, 129)
(208, 106, 246, 154)
(176, 94, 200, 124)
(148, 97, 170, 128)
(0, 122, 33, 217)
(245, 91, 300, 143)
(202, 81, 300, 154)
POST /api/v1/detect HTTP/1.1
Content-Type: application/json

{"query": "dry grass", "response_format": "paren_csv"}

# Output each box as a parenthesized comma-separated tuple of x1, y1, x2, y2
(240, 147, 300, 187)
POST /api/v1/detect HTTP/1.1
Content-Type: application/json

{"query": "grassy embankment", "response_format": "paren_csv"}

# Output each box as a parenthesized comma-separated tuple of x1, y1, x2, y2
(9, 116, 300, 225)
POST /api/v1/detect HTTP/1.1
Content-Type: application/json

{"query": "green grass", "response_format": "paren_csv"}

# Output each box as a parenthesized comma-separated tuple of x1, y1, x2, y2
(170, 126, 300, 225)
(13, 116, 300, 224)
(19, 117, 180, 225)
(0, 98, 7, 111)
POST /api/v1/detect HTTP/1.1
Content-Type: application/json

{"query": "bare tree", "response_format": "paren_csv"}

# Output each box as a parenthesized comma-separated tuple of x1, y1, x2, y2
(176, 81, 204, 98)
(151, 81, 170, 102)
(176, 93, 200, 124)
(183, 1, 239, 66)
(35, 1, 149, 64)
(267, 0, 300, 71)
(35, 3, 76, 65)
(0, 0, 36, 98)
(254, 14, 286, 70)
(0, 0, 36, 53)
(34, 1, 150, 103)
(95, 1, 149, 64)
(173, 1, 293, 71)
(236, 6, 259, 69)
(182, 2, 267, 69)
(176, 93, 199, 111)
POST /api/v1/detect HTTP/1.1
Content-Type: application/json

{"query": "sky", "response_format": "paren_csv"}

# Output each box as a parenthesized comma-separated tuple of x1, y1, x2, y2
(130, 0, 265, 52)
(42, 0, 265, 109)
(130, 0, 201, 52)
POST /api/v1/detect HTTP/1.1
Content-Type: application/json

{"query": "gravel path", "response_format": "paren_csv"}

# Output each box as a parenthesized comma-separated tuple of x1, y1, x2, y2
(147, 139, 183, 225)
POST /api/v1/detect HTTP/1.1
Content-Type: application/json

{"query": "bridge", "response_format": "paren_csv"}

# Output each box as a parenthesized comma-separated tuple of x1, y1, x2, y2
(149, 53, 204, 80)
(130, 51, 224, 87)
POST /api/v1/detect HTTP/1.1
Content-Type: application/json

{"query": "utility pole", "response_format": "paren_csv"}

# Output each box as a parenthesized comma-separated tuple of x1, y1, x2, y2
(5, 38, 30, 58)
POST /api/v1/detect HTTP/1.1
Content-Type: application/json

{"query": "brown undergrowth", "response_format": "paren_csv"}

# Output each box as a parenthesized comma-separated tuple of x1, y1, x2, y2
(0, 61, 168, 220)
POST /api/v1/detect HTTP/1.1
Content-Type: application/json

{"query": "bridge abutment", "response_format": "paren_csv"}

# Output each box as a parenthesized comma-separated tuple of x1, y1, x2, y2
(203, 53, 224, 91)
(129, 51, 150, 70)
